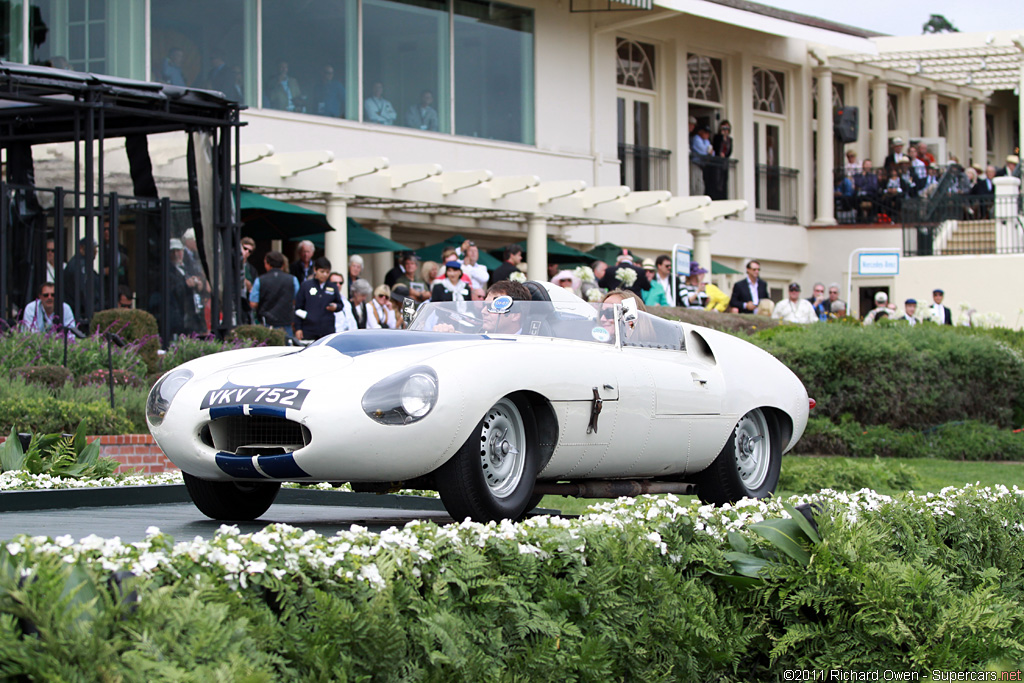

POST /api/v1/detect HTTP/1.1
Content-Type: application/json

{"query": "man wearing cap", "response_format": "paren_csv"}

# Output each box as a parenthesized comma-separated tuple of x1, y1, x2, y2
(930, 289, 952, 325)
(899, 298, 919, 326)
(884, 137, 905, 174)
(677, 261, 708, 308)
(431, 261, 470, 302)
(294, 256, 344, 341)
(998, 154, 1020, 179)
(863, 291, 894, 324)
(641, 259, 668, 307)
(728, 259, 769, 314)
(772, 283, 817, 324)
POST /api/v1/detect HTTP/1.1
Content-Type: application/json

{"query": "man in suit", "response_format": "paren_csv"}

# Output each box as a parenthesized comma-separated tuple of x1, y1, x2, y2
(930, 288, 953, 325)
(489, 244, 524, 286)
(884, 137, 906, 175)
(290, 240, 316, 282)
(997, 154, 1020, 178)
(728, 259, 769, 314)
(969, 165, 997, 218)
(597, 253, 650, 298)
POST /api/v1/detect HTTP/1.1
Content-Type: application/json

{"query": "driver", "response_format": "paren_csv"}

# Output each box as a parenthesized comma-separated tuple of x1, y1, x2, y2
(431, 280, 531, 333)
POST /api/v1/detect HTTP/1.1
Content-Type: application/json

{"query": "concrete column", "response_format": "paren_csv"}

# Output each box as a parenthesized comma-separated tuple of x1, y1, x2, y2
(324, 196, 348, 277)
(923, 91, 939, 139)
(371, 222, 395, 287)
(526, 215, 548, 281)
(813, 66, 836, 226)
(854, 76, 870, 163)
(690, 229, 713, 274)
(971, 100, 987, 167)
(871, 80, 888, 168)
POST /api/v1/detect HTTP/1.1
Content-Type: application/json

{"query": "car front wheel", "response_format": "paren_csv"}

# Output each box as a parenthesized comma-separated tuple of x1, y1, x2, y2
(695, 408, 779, 505)
(436, 396, 539, 523)
(183, 472, 281, 521)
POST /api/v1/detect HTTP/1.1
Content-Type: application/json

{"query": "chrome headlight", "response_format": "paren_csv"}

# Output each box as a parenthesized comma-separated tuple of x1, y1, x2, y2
(146, 368, 193, 426)
(362, 366, 438, 425)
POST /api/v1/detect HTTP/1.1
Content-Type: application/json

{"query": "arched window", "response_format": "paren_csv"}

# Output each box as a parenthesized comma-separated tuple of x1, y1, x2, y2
(616, 38, 655, 90)
(752, 67, 785, 114)
(687, 54, 721, 103)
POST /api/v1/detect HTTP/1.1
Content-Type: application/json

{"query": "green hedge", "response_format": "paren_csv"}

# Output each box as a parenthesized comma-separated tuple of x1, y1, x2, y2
(0, 329, 147, 380)
(795, 416, 1024, 460)
(1, 487, 1021, 679)
(0, 397, 133, 435)
(752, 323, 1024, 429)
(229, 324, 287, 346)
(90, 308, 161, 375)
(778, 455, 921, 492)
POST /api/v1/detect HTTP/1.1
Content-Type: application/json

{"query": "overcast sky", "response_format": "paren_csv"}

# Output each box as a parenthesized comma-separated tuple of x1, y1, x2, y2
(759, 0, 1022, 36)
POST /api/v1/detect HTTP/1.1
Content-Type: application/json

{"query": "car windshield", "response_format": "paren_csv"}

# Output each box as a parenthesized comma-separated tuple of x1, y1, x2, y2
(407, 300, 685, 350)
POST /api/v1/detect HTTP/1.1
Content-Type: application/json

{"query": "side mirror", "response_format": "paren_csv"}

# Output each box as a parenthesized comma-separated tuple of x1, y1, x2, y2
(402, 297, 417, 326)
(620, 297, 639, 338)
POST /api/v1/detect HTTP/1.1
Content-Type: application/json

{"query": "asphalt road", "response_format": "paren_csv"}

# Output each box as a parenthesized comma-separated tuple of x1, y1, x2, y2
(0, 488, 458, 542)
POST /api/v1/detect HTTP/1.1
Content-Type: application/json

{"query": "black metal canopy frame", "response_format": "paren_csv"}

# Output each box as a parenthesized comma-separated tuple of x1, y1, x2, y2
(0, 61, 244, 343)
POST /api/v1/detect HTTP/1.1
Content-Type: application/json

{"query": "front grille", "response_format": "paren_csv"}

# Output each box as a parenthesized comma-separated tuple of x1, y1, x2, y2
(207, 416, 311, 454)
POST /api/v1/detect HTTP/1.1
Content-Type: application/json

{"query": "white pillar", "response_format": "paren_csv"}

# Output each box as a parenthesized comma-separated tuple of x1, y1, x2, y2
(923, 91, 939, 139)
(371, 222, 394, 288)
(690, 229, 712, 274)
(971, 100, 987, 168)
(324, 196, 348, 276)
(871, 80, 888, 168)
(813, 66, 836, 226)
(994, 176, 1022, 251)
(526, 215, 547, 281)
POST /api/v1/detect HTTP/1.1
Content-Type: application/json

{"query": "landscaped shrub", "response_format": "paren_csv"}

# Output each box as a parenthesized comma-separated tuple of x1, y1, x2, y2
(90, 308, 161, 375)
(778, 455, 920, 493)
(794, 415, 1024, 460)
(10, 365, 73, 391)
(73, 368, 146, 390)
(160, 334, 262, 372)
(0, 424, 118, 479)
(0, 329, 147, 379)
(230, 324, 286, 346)
(1, 486, 1021, 678)
(752, 323, 1024, 429)
(0, 397, 132, 435)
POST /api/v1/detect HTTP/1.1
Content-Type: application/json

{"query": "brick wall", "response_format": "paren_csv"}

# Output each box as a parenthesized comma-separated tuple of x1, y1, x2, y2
(91, 435, 180, 474)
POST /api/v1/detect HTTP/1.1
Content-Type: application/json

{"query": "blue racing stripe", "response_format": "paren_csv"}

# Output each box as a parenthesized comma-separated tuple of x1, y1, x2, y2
(249, 404, 287, 418)
(257, 453, 310, 478)
(209, 405, 246, 419)
(215, 453, 264, 478)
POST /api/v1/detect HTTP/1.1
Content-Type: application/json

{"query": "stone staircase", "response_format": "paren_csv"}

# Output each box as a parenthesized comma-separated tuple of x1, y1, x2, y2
(941, 219, 996, 254)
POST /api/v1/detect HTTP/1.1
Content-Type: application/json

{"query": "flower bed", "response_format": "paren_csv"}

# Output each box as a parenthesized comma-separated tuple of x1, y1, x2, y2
(2, 485, 1022, 679)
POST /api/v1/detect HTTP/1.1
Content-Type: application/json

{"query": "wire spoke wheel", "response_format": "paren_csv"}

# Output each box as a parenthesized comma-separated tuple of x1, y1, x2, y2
(478, 398, 527, 499)
(733, 409, 771, 490)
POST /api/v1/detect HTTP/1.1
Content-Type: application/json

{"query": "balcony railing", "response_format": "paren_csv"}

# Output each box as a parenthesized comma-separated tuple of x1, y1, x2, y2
(689, 156, 738, 201)
(901, 194, 1024, 256)
(755, 165, 799, 224)
(619, 144, 671, 192)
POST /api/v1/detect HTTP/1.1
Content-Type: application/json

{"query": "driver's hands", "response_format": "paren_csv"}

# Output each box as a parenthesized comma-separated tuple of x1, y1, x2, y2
(432, 323, 455, 333)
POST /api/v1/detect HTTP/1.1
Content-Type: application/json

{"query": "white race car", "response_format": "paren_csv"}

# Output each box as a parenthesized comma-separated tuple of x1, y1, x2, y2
(147, 282, 810, 523)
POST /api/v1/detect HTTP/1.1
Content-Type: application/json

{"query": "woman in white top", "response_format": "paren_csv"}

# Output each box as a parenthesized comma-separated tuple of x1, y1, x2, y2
(367, 284, 398, 329)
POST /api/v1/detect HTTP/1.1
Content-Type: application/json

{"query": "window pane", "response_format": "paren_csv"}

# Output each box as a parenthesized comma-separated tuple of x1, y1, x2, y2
(687, 54, 721, 103)
(617, 38, 655, 90)
(752, 67, 785, 115)
(151, 0, 250, 103)
(455, 0, 533, 143)
(262, 0, 355, 118)
(364, 0, 449, 132)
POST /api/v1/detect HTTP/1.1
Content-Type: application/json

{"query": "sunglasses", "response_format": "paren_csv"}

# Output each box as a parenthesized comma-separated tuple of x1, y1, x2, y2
(46, 248, 54, 253)
(600, 309, 616, 321)
(376, 294, 388, 299)
(40, 293, 54, 299)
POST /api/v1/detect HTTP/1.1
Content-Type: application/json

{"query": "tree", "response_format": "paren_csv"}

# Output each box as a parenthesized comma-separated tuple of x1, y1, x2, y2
(922, 14, 959, 34)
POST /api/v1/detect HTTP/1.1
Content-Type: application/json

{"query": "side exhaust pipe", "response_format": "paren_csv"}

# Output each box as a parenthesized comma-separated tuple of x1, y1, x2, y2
(532, 480, 696, 498)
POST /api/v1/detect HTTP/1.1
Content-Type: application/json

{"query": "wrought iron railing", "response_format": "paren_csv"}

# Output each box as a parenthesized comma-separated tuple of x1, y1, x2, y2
(619, 144, 672, 192)
(754, 165, 799, 224)
(901, 194, 1024, 256)
(689, 156, 738, 201)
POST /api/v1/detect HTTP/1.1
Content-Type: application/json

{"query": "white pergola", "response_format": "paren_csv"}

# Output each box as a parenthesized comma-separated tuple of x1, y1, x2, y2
(236, 145, 747, 281)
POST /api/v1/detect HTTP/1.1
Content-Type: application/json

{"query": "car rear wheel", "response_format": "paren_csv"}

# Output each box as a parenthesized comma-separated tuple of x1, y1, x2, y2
(183, 472, 281, 521)
(436, 396, 539, 523)
(694, 408, 779, 505)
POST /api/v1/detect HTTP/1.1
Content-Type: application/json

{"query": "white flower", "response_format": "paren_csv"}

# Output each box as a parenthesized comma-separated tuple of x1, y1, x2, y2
(615, 267, 637, 287)
(574, 265, 596, 283)
(5, 542, 24, 556)
(586, 288, 604, 302)
(509, 271, 527, 283)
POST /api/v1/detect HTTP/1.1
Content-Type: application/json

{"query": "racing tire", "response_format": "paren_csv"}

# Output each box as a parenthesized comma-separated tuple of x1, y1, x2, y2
(183, 472, 281, 521)
(694, 408, 780, 505)
(436, 396, 539, 523)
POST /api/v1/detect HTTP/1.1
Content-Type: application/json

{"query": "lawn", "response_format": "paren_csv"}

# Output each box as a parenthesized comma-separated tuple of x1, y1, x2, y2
(537, 455, 1024, 516)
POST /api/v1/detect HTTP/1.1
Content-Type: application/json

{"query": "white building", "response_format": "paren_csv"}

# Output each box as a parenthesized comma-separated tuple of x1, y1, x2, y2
(9, 0, 1024, 325)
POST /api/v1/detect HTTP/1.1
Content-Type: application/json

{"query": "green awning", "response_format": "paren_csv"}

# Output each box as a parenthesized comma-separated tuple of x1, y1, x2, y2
(492, 237, 592, 264)
(711, 260, 741, 275)
(415, 235, 502, 270)
(240, 190, 410, 254)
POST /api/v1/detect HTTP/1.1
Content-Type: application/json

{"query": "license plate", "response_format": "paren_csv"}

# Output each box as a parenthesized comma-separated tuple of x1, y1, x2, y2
(201, 386, 309, 410)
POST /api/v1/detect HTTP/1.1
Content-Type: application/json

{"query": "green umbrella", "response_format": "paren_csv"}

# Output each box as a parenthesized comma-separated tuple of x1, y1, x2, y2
(415, 235, 502, 269)
(491, 237, 592, 264)
(240, 190, 333, 239)
(583, 241, 631, 264)
(303, 223, 411, 254)
(711, 260, 741, 275)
